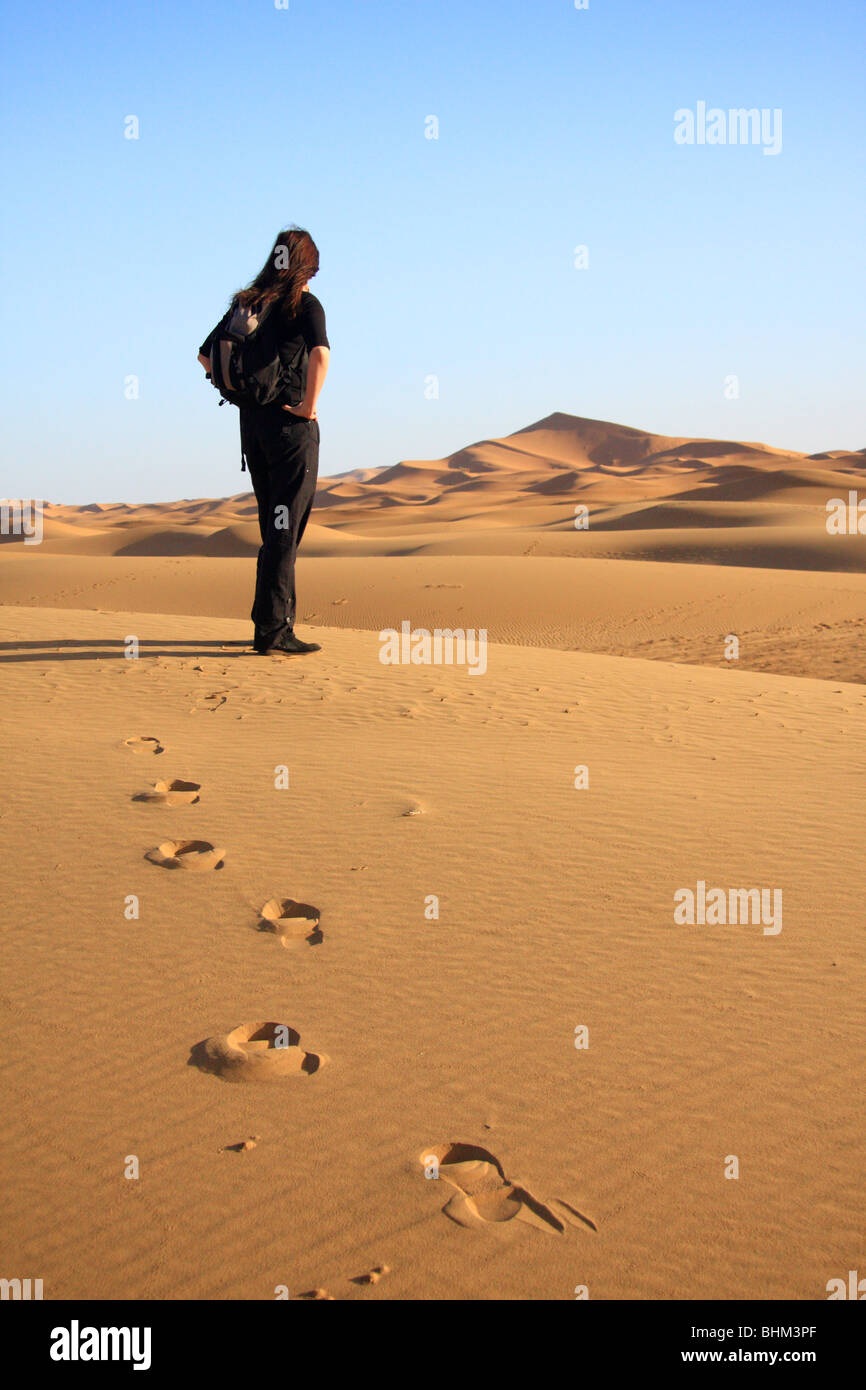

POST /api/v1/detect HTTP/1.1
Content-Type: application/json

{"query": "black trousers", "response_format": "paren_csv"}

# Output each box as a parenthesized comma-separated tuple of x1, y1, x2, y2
(240, 406, 320, 637)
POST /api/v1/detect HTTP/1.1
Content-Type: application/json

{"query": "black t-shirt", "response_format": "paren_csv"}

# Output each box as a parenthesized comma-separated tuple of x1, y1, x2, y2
(200, 290, 329, 405)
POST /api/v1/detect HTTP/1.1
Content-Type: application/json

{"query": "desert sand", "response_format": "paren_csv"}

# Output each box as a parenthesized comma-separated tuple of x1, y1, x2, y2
(1, 413, 863, 1300)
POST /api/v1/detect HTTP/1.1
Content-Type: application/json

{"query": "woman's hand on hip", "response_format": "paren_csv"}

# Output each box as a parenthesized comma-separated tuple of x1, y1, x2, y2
(283, 401, 317, 420)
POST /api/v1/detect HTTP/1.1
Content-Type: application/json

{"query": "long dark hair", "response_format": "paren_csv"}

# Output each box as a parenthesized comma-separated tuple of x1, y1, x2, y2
(234, 226, 320, 319)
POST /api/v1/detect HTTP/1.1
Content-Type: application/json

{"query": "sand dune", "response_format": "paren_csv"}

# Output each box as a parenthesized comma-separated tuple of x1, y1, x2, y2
(0, 604, 862, 1300)
(1, 410, 864, 1302)
(1, 553, 863, 682)
(3, 409, 864, 685)
(9, 413, 863, 565)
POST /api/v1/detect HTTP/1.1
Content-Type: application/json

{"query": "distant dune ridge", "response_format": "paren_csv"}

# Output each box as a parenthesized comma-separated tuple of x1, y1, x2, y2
(8, 412, 865, 565)
(2, 411, 864, 683)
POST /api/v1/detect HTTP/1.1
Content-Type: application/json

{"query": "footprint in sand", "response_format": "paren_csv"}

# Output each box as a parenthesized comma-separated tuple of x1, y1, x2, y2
(400, 799, 425, 818)
(258, 898, 323, 948)
(124, 736, 164, 756)
(298, 1264, 391, 1299)
(145, 839, 225, 871)
(351, 1264, 391, 1285)
(190, 1021, 328, 1082)
(190, 692, 229, 715)
(332, 598, 348, 605)
(134, 779, 201, 806)
(419, 1142, 597, 1236)
(223, 1134, 260, 1153)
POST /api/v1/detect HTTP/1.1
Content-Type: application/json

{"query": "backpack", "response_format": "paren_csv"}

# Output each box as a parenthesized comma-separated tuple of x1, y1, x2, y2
(205, 297, 307, 410)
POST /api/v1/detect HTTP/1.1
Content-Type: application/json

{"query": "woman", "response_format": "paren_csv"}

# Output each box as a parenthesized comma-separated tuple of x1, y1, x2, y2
(198, 226, 330, 656)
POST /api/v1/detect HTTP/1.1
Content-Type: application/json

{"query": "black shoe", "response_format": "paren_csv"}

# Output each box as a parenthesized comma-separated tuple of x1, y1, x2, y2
(252, 624, 294, 654)
(261, 630, 321, 656)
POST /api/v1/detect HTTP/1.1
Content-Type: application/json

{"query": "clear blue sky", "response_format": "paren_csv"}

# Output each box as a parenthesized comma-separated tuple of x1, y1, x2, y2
(3, 0, 864, 503)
